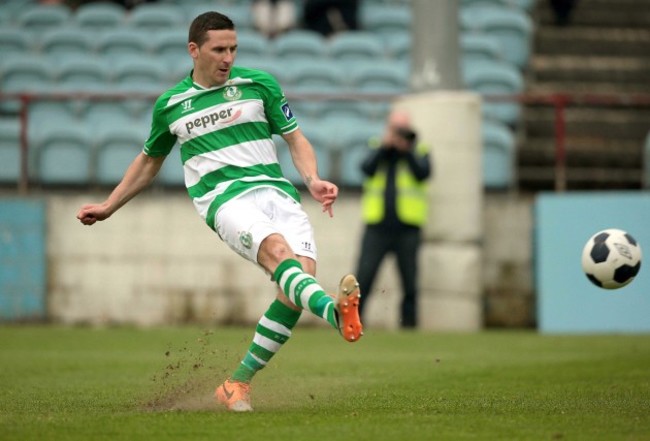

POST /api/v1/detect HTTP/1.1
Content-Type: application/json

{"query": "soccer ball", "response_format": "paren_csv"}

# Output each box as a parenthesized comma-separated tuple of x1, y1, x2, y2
(581, 228, 642, 289)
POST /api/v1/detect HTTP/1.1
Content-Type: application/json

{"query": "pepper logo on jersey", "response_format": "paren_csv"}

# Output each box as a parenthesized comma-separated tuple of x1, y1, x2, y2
(223, 86, 242, 101)
(281, 103, 294, 121)
(184, 107, 243, 134)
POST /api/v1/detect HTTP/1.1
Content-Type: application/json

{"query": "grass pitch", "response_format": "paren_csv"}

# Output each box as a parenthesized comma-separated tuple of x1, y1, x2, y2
(1, 326, 649, 441)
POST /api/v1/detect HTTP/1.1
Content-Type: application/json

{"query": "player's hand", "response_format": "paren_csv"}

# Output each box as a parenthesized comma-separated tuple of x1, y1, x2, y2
(307, 178, 338, 218)
(76, 203, 112, 225)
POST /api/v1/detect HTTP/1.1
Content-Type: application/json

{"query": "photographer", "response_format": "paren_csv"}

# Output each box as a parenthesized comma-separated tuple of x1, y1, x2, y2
(355, 110, 432, 328)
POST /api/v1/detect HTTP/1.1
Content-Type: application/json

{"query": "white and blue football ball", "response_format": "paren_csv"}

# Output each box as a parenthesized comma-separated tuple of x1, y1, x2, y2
(581, 228, 642, 289)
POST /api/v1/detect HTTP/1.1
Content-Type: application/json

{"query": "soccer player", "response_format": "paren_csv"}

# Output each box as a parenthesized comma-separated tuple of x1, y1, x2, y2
(76, 11, 363, 412)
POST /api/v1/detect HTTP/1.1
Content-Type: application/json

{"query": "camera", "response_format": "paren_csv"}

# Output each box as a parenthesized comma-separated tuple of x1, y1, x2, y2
(395, 127, 417, 144)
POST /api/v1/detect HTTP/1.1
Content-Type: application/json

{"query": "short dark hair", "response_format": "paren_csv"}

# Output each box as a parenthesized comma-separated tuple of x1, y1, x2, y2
(188, 12, 235, 46)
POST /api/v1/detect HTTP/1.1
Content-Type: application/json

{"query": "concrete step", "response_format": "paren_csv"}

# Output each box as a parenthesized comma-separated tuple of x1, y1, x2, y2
(531, 55, 650, 83)
(524, 106, 650, 139)
(537, 0, 650, 28)
(534, 27, 650, 57)
(529, 81, 650, 94)
(518, 166, 643, 191)
(518, 138, 642, 167)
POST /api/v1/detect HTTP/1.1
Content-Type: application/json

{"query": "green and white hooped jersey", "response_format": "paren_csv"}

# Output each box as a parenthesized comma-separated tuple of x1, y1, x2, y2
(143, 66, 300, 230)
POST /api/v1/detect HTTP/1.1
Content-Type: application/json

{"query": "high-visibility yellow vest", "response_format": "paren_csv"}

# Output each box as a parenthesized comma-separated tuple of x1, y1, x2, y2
(361, 143, 429, 227)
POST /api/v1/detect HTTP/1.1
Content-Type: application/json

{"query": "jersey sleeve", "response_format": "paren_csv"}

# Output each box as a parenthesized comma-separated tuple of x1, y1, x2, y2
(143, 95, 177, 157)
(258, 72, 298, 135)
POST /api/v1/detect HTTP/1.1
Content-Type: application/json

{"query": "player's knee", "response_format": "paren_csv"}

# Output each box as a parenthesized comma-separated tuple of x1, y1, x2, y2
(259, 234, 295, 267)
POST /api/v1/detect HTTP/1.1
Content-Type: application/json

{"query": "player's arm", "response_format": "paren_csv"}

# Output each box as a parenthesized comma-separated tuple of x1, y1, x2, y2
(77, 152, 165, 225)
(282, 128, 338, 217)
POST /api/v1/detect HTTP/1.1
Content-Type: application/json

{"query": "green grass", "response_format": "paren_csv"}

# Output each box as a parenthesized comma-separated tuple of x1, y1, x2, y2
(1, 326, 649, 441)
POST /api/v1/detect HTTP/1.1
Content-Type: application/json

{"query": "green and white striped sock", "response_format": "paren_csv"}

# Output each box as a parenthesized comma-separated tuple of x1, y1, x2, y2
(231, 299, 302, 384)
(273, 259, 338, 329)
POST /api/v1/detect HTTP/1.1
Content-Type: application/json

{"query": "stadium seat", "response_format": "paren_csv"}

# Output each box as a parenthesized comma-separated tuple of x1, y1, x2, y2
(96, 28, 151, 60)
(15, 4, 71, 33)
(0, 29, 34, 58)
(33, 126, 92, 185)
(74, 2, 126, 30)
(361, 5, 412, 39)
(150, 28, 190, 68)
(385, 31, 411, 61)
(95, 126, 147, 185)
(85, 101, 139, 130)
(0, 118, 21, 183)
(328, 32, 385, 61)
(39, 28, 94, 58)
(272, 31, 326, 60)
(0, 57, 54, 92)
(462, 59, 524, 126)
(183, 3, 253, 29)
(348, 62, 408, 93)
(110, 56, 168, 89)
(235, 31, 271, 59)
(275, 129, 332, 184)
(481, 119, 516, 189)
(460, 33, 504, 62)
(157, 144, 186, 187)
(460, 5, 534, 68)
(324, 116, 383, 186)
(284, 60, 346, 93)
(55, 57, 110, 92)
(128, 3, 185, 31)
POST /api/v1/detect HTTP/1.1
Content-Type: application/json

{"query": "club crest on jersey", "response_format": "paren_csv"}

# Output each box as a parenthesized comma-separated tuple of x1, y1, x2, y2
(281, 103, 294, 121)
(181, 99, 193, 113)
(239, 231, 253, 249)
(223, 86, 242, 101)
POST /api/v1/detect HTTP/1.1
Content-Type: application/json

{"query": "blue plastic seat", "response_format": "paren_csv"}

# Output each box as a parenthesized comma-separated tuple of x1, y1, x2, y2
(462, 58, 524, 126)
(460, 5, 533, 68)
(460, 33, 504, 62)
(0, 118, 21, 183)
(74, 2, 126, 30)
(110, 56, 168, 89)
(348, 62, 408, 93)
(33, 126, 92, 185)
(275, 128, 332, 184)
(157, 144, 186, 187)
(128, 3, 185, 31)
(96, 28, 151, 60)
(56, 57, 110, 92)
(328, 32, 385, 61)
(0, 29, 35, 58)
(285, 59, 346, 93)
(385, 31, 411, 61)
(150, 28, 190, 68)
(272, 30, 326, 60)
(481, 119, 516, 189)
(39, 28, 94, 58)
(361, 5, 412, 38)
(236, 30, 271, 59)
(95, 125, 147, 185)
(1, 57, 54, 91)
(15, 4, 71, 33)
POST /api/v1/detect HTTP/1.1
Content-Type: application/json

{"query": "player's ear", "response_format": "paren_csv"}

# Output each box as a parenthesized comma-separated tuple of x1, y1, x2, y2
(188, 42, 199, 59)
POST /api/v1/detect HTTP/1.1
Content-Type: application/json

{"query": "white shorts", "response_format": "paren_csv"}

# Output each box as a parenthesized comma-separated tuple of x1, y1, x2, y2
(215, 187, 317, 266)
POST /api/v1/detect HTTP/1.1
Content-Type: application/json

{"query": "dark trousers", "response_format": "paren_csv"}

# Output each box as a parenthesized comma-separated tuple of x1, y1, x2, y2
(356, 226, 421, 328)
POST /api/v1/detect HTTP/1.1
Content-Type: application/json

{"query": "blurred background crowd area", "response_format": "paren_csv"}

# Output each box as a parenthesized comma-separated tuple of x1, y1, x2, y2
(0, 0, 648, 192)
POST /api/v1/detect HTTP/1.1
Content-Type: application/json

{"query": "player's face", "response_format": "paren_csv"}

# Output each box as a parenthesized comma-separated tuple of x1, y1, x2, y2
(190, 29, 237, 87)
